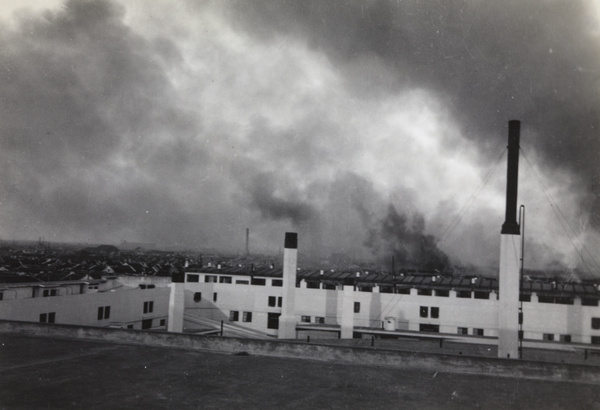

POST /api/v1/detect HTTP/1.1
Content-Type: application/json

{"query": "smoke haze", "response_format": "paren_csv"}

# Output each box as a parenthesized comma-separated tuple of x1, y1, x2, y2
(1, 0, 599, 274)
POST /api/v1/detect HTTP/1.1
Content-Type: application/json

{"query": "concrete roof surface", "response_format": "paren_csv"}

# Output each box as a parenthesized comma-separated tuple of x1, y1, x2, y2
(1, 334, 598, 409)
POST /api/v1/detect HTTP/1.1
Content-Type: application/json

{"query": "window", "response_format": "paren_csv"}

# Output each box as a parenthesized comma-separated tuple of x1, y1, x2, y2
(473, 328, 484, 336)
(272, 279, 283, 287)
(236, 280, 249, 285)
(229, 311, 239, 321)
(560, 334, 571, 343)
(396, 288, 410, 294)
(431, 307, 439, 319)
(354, 302, 360, 313)
(127, 324, 134, 329)
(419, 324, 439, 332)
(242, 312, 252, 322)
(457, 291, 471, 298)
(555, 297, 574, 305)
(267, 312, 280, 329)
(474, 292, 489, 300)
(0, 292, 3, 301)
(301, 315, 311, 323)
(142, 319, 153, 329)
(592, 318, 600, 330)
(39, 313, 47, 323)
(543, 333, 554, 341)
(268, 296, 276, 307)
(519, 294, 531, 302)
(592, 336, 600, 345)
(187, 274, 199, 283)
(194, 292, 202, 302)
(160, 319, 166, 326)
(219, 276, 232, 284)
(278, 297, 282, 307)
(48, 312, 55, 323)
(457, 327, 468, 335)
(323, 283, 336, 290)
(97, 306, 110, 320)
(251, 278, 266, 286)
(417, 289, 432, 296)
(582, 298, 599, 306)
(213, 293, 218, 302)
(307, 281, 320, 289)
(315, 316, 325, 324)
(420, 306, 429, 318)
(39, 312, 55, 323)
(43, 289, 58, 297)
(143, 301, 154, 314)
(538, 296, 555, 304)
(205, 275, 217, 283)
(435, 289, 449, 297)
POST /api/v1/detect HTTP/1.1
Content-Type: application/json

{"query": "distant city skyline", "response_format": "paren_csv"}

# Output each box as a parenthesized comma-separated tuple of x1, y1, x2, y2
(1, 0, 599, 272)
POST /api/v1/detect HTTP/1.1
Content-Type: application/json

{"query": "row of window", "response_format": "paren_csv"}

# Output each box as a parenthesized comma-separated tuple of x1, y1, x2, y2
(96, 301, 155, 321)
(229, 310, 253, 323)
(187, 274, 284, 287)
(457, 327, 484, 336)
(420, 306, 440, 319)
(39, 312, 56, 323)
(300, 315, 325, 324)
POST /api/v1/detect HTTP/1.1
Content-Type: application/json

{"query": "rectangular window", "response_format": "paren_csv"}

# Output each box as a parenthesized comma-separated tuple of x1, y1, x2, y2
(267, 312, 280, 329)
(457, 327, 468, 335)
(104, 307, 110, 319)
(419, 324, 439, 333)
(142, 319, 153, 329)
(143, 301, 154, 314)
(354, 302, 360, 313)
(555, 297, 574, 305)
(420, 306, 429, 318)
(474, 292, 490, 300)
(236, 280, 249, 285)
(473, 328, 484, 336)
(457, 291, 471, 298)
(127, 324, 134, 329)
(315, 317, 325, 324)
(543, 333, 554, 341)
(213, 293, 217, 302)
(97, 306, 111, 320)
(582, 298, 599, 306)
(592, 336, 600, 345)
(205, 275, 217, 283)
(194, 292, 202, 302)
(43, 289, 57, 297)
(242, 312, 252, 322)
(48, 312, 55, 323)
(435, 289, 449, 297)
(538, 296, 555, 304)
(272, 279, 283, 287)
(187, 274, 199, 282)
(307, 281, 320, 289)
(431, 307, 439, 319)
(560, 334, 571, 343)
(39, 313, 47, 323)
(229, 311, 239, 321)
(0, 292, 3, 301)
(417, 289, 432, 296)
(323, 283, 336, 290)
(301, 315, 311, 323)
(268, 296, 276, 307)
(519, 294, 531, 302)
(251, 278, 266, 286)
(219, 276, 232, 284)
(278, 297, 282, 307)
(396, 288, 411, 294)
(592, 318, 600, 330)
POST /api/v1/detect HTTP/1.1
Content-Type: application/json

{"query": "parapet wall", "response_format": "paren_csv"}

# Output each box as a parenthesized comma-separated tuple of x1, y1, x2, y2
(1, 320, 598, 385)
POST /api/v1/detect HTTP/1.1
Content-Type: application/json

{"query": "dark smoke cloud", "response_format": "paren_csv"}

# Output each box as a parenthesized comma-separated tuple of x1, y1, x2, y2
(1, 0, 598, 273)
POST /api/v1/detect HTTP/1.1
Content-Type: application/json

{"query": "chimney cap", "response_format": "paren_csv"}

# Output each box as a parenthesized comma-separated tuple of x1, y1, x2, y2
(284, 232, 298, 249)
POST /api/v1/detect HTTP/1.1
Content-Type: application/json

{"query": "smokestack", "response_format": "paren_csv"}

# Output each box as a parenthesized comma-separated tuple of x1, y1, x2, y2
(501, 120, 521, 235)
(498, 120, 522, 359)
(245, 228, 250, 257)
(168, 269, 185, 333)
(278, 232, 298, 339)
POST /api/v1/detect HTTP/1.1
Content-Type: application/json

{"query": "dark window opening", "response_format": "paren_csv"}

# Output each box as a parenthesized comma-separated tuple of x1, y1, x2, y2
(98, 306, 110, 320)
(582, 298, 599, 306)
(420, 306, 429, 318)
(354, 302, 360, 313)
(301, 315, 311, 323)
(39, 313, 47, 323)
(519, 294, 531, 302)
(323, 283, 336, 290)
(271, 279, 283, 287)
(473, 328, 484, 336)
(419, 324, 439, 333)
(307, 281, 320, 289)
(229, 311, 239, 321)
(236, 280, 249, 285)
(457, 327, 468, 335)
(142, 319, 153, 329)
(213, 293, 217, 302)
(380, 287, 393, 294)
(431, 307, 439, 319)
(591, 336, 600, 345)
(205, 275, 217, 283)
(48, 312, 55, 324)
(358, 287, 372, 292)
(543, 333, 554, 341)
(538, 296, 555, 304)
(474, 292, 489, 300)
(194, 292, 202, 302)
(278, 297, 282, 307)
(555, 297, 574, 305)
(127, 324, 134, 329)
(219, 276, 232, 284)
(315, 316, 325, 324)
(251, 278, 266, 286)
(268, 296, 276, 307)
(160, 319, 166, 326)
(187, 274, 199, 283)
(267, 312, 280, 329)
(591, 318, 600, 330)
(418, 289, 432, 296)
(242, 312, 252, 322)
(143, 301, 154, 314)
(457, 291, 471, 298)
(435, 289, 449, 297)
(396, 288, 411, 294)
(560, 334, 571, 343)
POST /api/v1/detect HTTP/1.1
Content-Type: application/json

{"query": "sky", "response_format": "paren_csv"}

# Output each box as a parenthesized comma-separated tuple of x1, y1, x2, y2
(0, 0, 599, 274)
